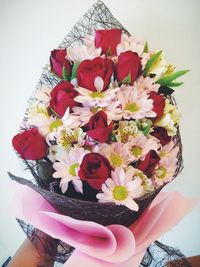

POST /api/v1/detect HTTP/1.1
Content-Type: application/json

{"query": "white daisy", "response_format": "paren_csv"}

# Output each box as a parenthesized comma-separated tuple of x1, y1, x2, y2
(96, 167, 143, 211)
(67, 35, 101, 62)
(28, 107, 80, 142)
(52, 147, 88, 193)
(93, 142, 130, 168)
(117, 85, 156, 120)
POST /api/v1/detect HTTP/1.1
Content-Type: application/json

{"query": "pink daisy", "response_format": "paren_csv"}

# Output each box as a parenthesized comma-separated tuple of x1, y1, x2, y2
(117, 85, 156, 120)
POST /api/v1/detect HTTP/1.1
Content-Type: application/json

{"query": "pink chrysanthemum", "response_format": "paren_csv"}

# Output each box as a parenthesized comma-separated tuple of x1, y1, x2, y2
(125, 135, 160, 162)
(96, 167, 143, 211)
(93, 142, 130, 168)
(52, 147, 88, 194)
(134, 76, 159, 94)
(117, 85, 156, 120)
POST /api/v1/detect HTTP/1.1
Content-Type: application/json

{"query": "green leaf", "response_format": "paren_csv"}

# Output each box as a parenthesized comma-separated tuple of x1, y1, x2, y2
(71, 62, 80, 81)
(62, 66, 70, 81)
(157, 69, 189, 86)
(167, 82, 184, 87)
(122, 72, 132, 84)
(143, 41, 148, 53)
(143, 50, 162, 77)
(143, 125, 151, 135)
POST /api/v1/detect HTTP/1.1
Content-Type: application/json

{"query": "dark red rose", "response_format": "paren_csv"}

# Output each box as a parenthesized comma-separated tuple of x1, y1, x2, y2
(12, 128, 48, 160)
(151, 127, 171, 146)
(77, 57, 114, 91)
(149, 92, 165, 119)
(115, 51, 142, 84)
(137, 150, 160, 177)
(50, 81, 78, 117)
(50, 49, 71, 79)
(95, 29, 122, 55)
(78, 153, 112, 190)
(87, 111, 113, 143)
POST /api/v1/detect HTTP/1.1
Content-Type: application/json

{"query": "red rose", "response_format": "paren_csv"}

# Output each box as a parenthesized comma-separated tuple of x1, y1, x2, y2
(137, 150, 160, 177)
(115, 51, 142, 84)
(78, 153, 112, 190)
(12, 128, 48, 160)
(151, 127, 171, 146)
(149, 92, 165, 118)
(95, 29, 122, 55)
(77, 57, 113, 91)
(87, 111, 113, 143)
(50, 49, 71, 79)
(50, 81, 78, 117)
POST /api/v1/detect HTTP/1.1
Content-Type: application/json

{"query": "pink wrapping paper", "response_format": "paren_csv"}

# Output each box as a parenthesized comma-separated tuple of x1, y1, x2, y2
(11, 181, 197, 267)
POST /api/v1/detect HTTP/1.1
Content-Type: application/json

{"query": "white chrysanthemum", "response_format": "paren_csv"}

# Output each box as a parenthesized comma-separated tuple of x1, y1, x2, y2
(48, 145, 68, 163)
(28, 107, 80, 142)
(125, 135, 160, 162)
(117, 85, 156, 120)
(67, 35, 101, 62)
(116, 33, 145, 56)
(33, 86, 51, 103)
(74, 77, 120, 108)
(96, 167, 143, 211)
(93, 142, 129, 168)
(134, 76, 159, 94)
(52, 147, 88, 194)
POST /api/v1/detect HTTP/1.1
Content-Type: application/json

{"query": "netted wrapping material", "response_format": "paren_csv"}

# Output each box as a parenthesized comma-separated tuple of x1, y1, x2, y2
(11, 0, 183, 264)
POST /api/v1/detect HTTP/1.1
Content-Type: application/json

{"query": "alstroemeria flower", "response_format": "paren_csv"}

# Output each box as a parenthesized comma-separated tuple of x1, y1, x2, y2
(154, 99, 180, 136)
(97, 167, 143, 211)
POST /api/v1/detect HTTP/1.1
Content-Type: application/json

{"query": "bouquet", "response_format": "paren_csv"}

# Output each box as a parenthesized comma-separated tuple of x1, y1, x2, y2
(10, 1, 196, 266)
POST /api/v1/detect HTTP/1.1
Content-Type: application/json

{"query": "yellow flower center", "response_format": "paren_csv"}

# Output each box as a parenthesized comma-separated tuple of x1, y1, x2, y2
(69, 163, 79, 176)
(90, 92, 104, 99)
(155, 166, 167, 179)
(125, 103, 140, 112)
(49, 119, 63, 131)
(110, 154, 123, 167)
(113, 185, 128, 201)
(131, 146, 142, 157)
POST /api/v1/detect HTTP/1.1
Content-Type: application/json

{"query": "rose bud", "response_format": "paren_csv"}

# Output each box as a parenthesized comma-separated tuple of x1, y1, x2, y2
(95, 29, 122, 55)
(149, 92, 165, 119)
(77, 57, 114, 91)
(87, 111, 113, 143)
(151, 127, 171, 146)
(115, 51, 142, 84)
(78, 153, 112, 190)
(12, 128, 48, 160)
(50, 49, 72, 79)
(137, 150, 160, 177)
(50, 81, 78, 117)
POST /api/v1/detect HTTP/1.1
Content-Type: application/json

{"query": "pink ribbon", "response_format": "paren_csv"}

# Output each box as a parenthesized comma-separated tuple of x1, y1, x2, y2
(11, 182, 197, 267)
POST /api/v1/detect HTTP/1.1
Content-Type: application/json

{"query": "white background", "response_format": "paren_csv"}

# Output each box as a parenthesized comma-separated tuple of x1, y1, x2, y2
(0, 0, 200, 264)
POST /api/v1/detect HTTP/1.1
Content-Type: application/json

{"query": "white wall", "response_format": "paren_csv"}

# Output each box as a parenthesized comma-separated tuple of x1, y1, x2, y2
(0, 0, 200, 263)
